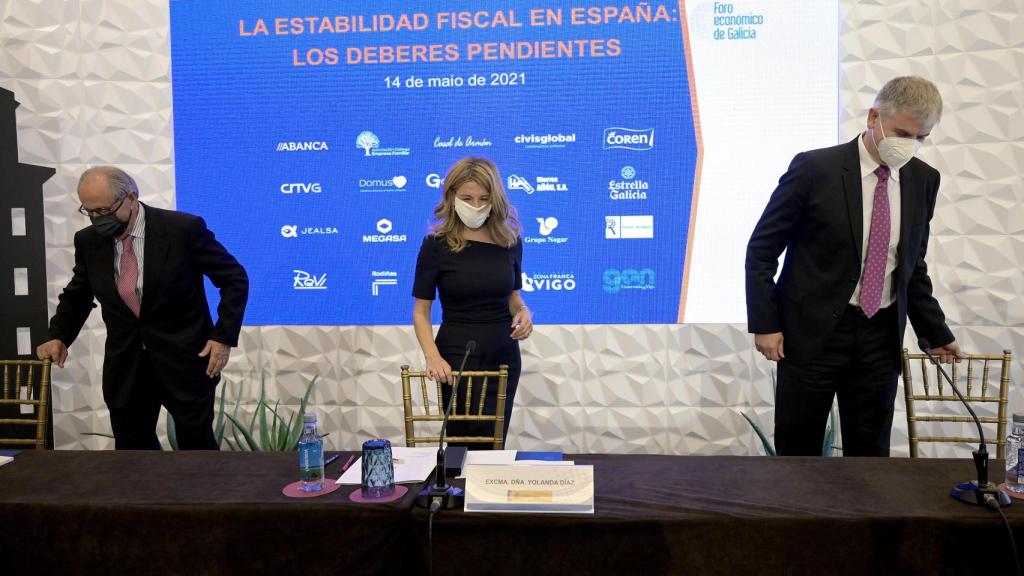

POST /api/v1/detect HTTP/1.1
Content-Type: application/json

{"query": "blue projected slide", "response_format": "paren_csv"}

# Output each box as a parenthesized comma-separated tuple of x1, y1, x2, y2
(170, 1, 838, 325)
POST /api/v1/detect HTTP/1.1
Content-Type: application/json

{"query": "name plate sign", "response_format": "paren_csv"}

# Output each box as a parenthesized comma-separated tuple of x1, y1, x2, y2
(464, 464, 594, 513)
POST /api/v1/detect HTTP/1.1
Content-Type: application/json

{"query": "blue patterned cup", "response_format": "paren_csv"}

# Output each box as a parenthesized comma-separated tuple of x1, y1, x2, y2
(361, 438, 396, 498)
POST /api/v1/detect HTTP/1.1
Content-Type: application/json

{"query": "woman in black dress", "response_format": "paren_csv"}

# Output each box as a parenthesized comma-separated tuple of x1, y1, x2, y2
(412, 157, 532, 448)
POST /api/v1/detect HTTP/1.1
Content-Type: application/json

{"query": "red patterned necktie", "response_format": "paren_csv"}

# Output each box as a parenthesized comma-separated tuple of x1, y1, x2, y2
(118, 236, 141, 317)
(859, 165, 891, 318)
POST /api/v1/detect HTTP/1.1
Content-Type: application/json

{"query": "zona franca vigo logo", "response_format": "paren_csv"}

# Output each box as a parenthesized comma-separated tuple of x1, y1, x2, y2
(520, 272, 576, 292)
(355, 131, 410, 157)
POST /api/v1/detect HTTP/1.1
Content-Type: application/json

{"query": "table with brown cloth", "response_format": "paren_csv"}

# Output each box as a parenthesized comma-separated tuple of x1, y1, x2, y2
(0, 450, 420, 576)
(416, 454, 1024, 575)
(2, 451, 1022, 575)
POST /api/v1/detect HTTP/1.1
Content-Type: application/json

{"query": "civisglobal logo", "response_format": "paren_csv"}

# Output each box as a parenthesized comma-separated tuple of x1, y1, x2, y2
(603, 128, 654, 151)
(603, 268, 655, 294)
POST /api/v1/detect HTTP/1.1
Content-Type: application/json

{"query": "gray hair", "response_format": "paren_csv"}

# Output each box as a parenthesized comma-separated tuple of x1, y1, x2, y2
(873, 76, 943, 127)
(78, 166, 139, 200)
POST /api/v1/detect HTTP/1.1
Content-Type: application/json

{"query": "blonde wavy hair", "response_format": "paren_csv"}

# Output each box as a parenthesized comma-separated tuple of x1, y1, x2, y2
(431, 157, 520, 253)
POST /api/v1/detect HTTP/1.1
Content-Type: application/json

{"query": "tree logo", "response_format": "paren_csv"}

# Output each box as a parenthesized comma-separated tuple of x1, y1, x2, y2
(356, 131, 380, 156)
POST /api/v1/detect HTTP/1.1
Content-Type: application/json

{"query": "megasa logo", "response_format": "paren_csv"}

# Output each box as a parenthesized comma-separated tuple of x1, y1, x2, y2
(609, 165, 649, 200)
(603, 268, 655, 294)
(355, 131, 410, 157)
(520, 272, 576, 292)
(513, 132, 576, 149)
(524, 217, 568, 245)
(371, 270, 398, 295)
(293, 270, 327, 290)
(363, 218, 407, 243)
(276, 141, 328, 152)
(603, 127, 654, 151)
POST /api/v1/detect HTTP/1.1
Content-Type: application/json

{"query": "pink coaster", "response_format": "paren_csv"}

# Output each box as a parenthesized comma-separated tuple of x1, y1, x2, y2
(282, 479, 342, 498)
(997, 483, 1024, 500)
(348, 484, 409, 503)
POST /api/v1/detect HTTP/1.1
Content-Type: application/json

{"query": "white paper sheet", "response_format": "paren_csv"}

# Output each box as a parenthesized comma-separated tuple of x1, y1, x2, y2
(336, 446, 436, 485)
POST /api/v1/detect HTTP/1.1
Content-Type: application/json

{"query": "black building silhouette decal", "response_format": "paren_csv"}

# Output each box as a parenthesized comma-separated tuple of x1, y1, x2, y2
(0, 87, 56, 447)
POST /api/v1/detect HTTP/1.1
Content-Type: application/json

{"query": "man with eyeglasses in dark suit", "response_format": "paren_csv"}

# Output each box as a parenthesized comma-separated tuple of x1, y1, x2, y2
(37, 166, 248, 450)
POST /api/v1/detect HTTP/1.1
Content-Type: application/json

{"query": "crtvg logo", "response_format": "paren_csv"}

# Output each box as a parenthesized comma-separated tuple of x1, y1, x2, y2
(293, 270, 327, 290)
(603, 268, 655, 294)
(280, 183, 322, 194)
(603, 128, 655, 150)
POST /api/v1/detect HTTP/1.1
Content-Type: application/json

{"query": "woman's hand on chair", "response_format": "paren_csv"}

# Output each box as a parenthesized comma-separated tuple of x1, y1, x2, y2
(425, 354, 453, 385)
(510, 306, 534, 340)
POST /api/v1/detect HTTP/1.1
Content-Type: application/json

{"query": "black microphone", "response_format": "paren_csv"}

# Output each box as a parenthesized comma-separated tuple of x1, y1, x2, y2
(919, 338, 1011, 508)
(416, 340, 475, 511)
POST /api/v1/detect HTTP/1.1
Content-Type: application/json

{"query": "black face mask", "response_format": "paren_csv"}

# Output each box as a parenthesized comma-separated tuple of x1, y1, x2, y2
(90, 203, 132, 239)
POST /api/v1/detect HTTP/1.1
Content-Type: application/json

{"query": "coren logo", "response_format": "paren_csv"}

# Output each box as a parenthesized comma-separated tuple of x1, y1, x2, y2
(603, 128, 654, 151)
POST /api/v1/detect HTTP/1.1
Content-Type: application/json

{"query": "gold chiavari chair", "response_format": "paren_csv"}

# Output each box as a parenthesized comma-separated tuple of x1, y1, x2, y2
(0, 358, 52, 449)
(901, 348, 1011, 458)
(400, 364, 508, 449)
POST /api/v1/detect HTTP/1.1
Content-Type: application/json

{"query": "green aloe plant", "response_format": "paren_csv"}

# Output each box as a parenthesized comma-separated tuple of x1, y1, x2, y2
(222, 374, 319, 451)
(743, 370, 841, 457)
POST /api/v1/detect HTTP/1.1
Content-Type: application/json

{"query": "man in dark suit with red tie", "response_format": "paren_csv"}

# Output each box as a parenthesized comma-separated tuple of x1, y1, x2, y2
(37, 166, 248, 450)
(746, 76, 964, 456)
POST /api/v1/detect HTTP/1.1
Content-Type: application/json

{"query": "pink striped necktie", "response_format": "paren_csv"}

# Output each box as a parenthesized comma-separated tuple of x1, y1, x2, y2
(859, 165, 891, 318)
(118, 235, 141, 317)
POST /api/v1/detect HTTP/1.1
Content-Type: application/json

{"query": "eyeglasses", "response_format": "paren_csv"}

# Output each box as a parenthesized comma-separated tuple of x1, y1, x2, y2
(78, 197, 125, 218)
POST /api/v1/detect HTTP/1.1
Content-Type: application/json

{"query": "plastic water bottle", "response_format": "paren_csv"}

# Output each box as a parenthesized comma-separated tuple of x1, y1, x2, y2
(299, 412, 324, 492)
(1005, 414, 1024, 493)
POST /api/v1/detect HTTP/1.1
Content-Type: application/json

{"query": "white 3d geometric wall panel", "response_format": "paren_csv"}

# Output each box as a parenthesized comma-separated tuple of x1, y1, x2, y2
(2, 0, 1021, 457)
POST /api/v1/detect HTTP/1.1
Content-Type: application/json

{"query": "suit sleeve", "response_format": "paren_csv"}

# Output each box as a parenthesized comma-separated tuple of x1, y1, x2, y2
(905, 170, 955, 347)
(190, 217, 248, 347)
(47, 231, 97, 346)
(745, 152, 812, 334)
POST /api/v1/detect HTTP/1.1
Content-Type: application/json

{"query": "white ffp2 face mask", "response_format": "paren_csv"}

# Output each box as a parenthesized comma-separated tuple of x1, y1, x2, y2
(454, 197, 491, 229)
(872, 120, 922, 170)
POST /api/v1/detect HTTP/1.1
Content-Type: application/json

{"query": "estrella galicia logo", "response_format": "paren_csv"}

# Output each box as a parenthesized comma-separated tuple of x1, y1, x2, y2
(603, 268, 655, 294)
(603, 128, 655, 151)
(293, 270, 327, 290)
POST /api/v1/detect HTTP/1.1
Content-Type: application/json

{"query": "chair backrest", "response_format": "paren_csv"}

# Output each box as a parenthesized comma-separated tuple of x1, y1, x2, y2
(0, 358, 52, 450)
(901, 348, 1011, 458)
(400, 364, 508, 449)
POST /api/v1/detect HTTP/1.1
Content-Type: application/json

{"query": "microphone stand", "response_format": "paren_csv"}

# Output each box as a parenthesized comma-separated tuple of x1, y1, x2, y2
(416, 340, 475, 511)
(919, 339, 1011, 508)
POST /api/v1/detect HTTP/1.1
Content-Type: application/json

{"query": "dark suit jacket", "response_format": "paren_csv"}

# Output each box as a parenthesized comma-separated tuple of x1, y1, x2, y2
(48, 204, 249, 408)
(745, 137, 953, 365)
